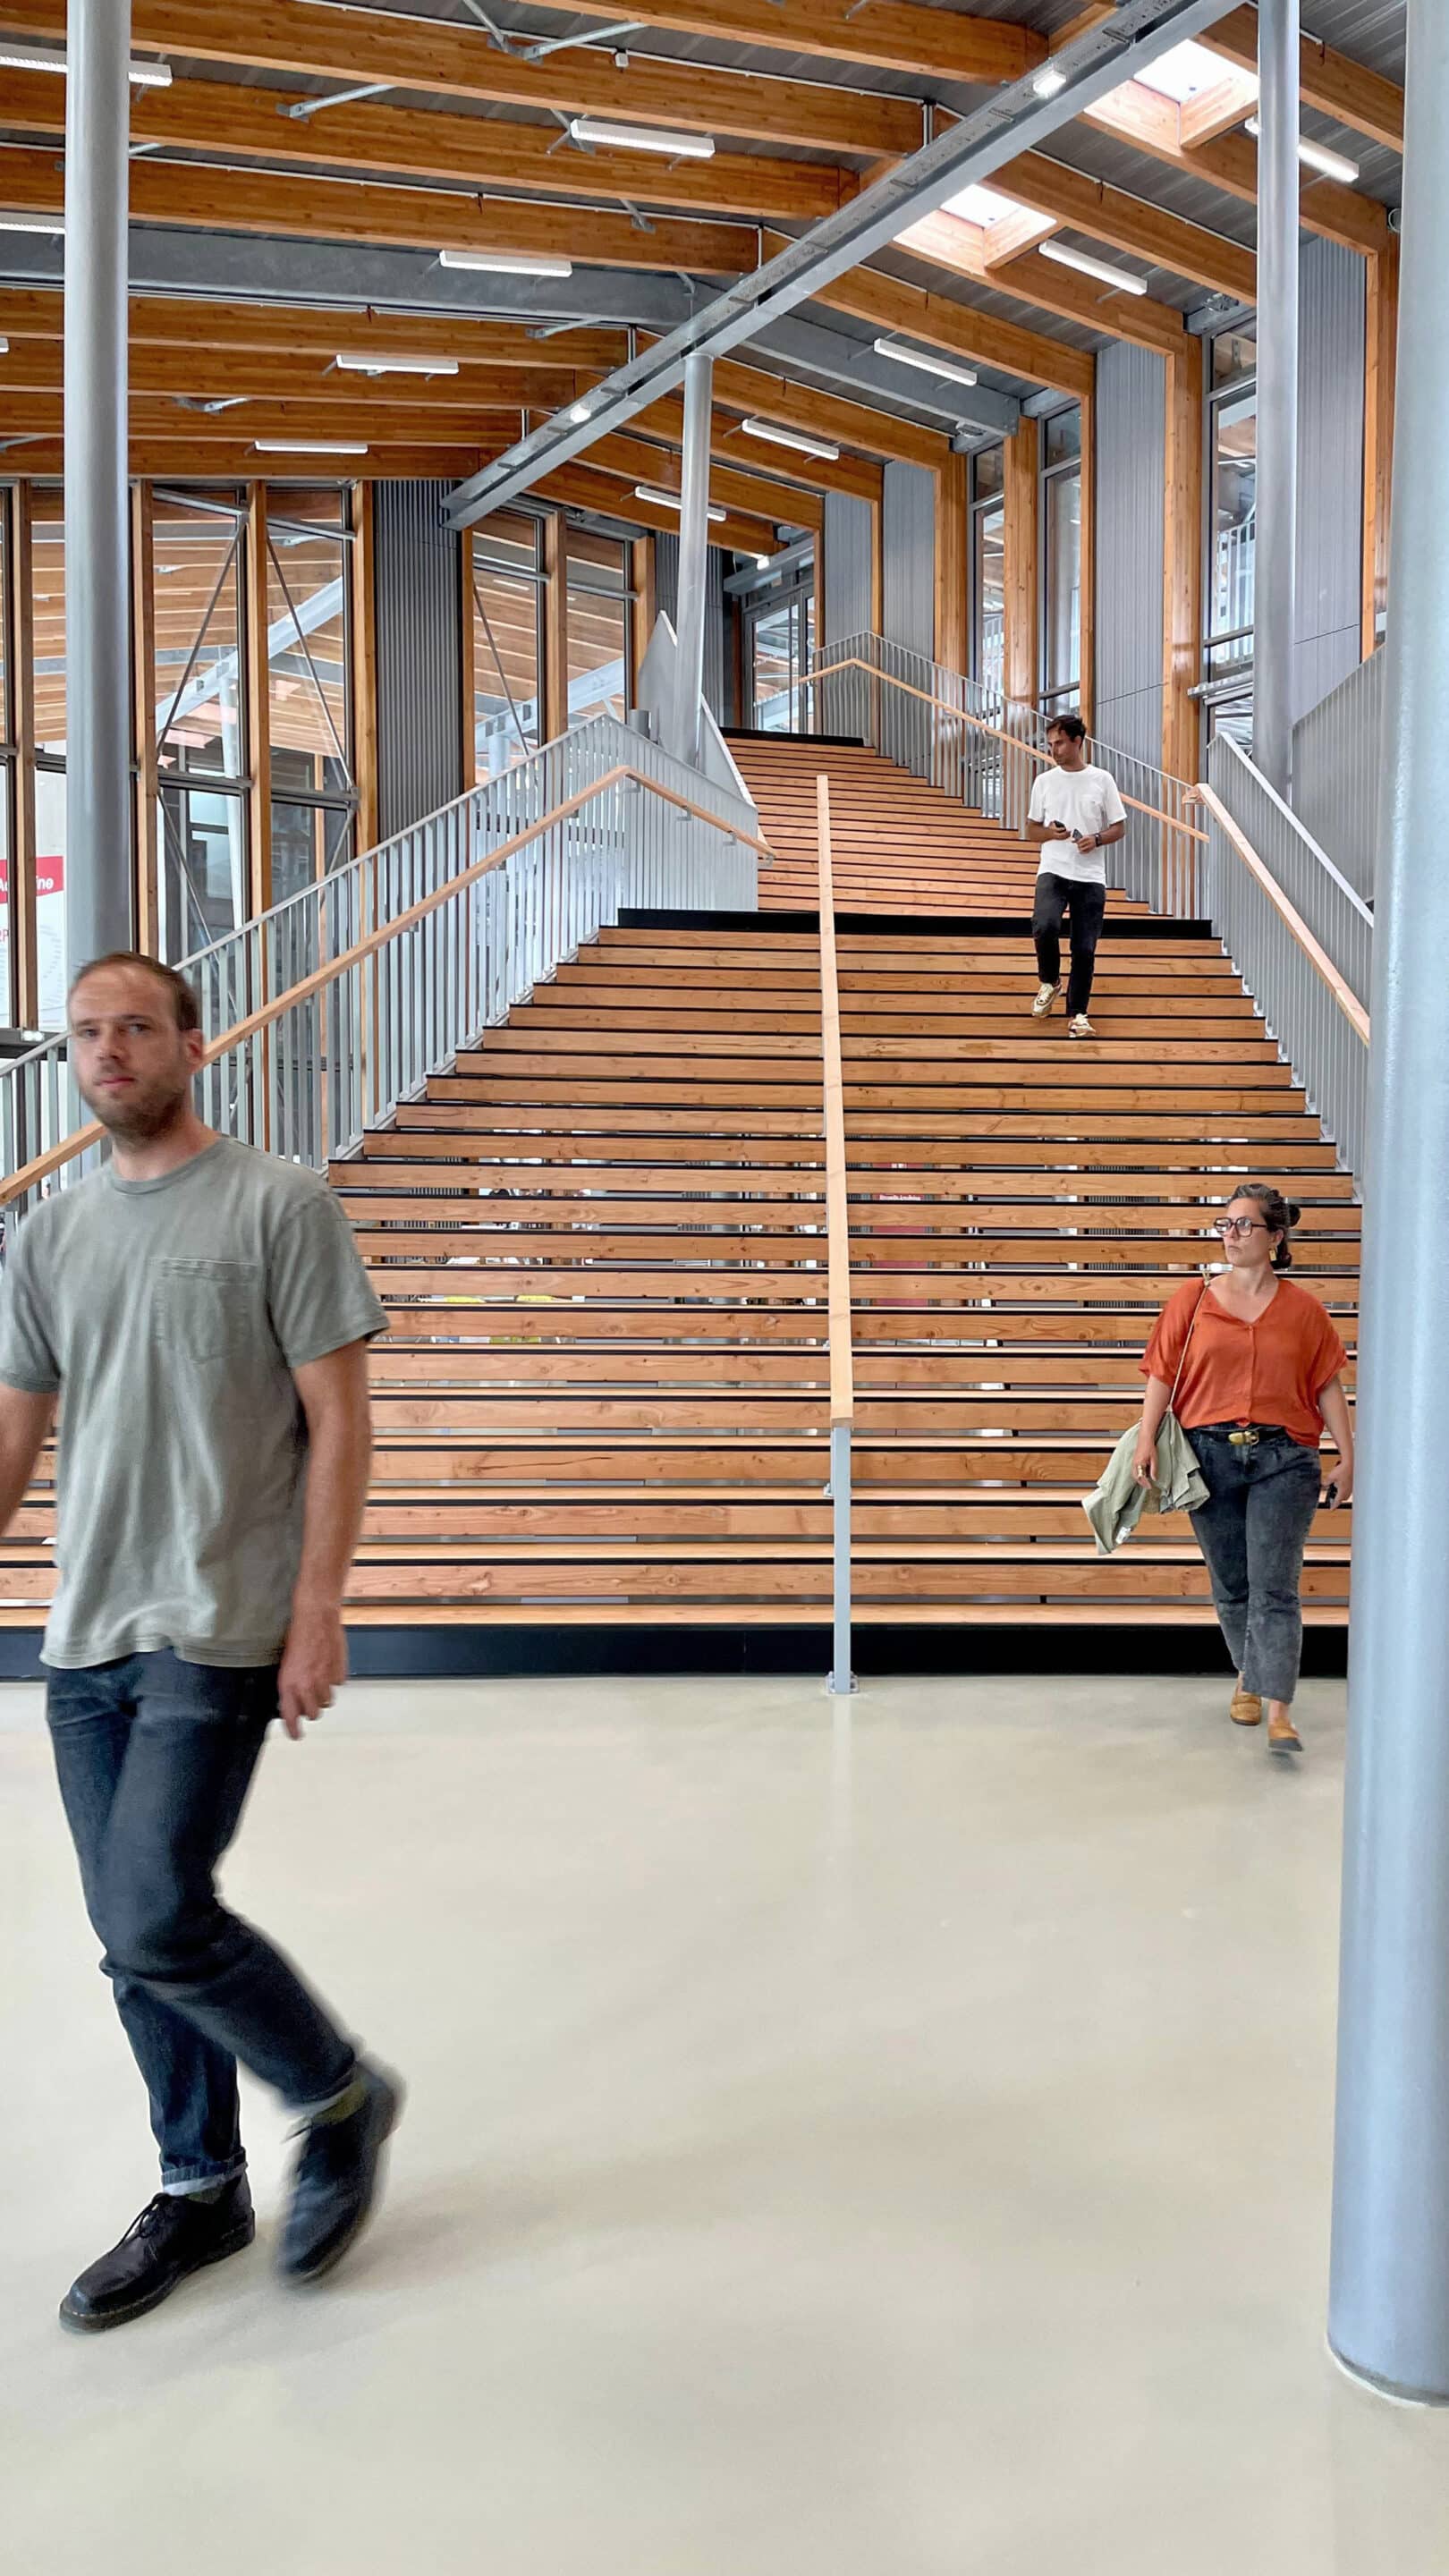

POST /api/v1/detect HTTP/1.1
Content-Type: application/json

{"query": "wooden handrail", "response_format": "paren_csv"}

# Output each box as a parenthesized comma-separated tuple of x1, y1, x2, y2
(1, 763, 778, 1209)
(1194, 783, 1371, 1045)
(816, 774, 855, 1433)
(811, 653, 1210, 845)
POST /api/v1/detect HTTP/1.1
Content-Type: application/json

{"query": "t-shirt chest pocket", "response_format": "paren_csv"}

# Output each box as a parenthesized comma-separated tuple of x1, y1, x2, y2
(155, 1257, 266, 1364)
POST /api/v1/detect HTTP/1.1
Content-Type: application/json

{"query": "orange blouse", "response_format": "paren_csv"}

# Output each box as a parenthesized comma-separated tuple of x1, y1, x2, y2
(1140, 1276, 1348, 1448)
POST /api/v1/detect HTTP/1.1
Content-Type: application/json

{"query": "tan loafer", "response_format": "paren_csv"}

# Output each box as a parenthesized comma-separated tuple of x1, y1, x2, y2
(1230, 1684, 1263, 1727)
(1268, 1711, 1303, 1758)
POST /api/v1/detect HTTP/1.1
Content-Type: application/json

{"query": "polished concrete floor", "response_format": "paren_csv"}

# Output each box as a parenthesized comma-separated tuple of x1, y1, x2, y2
(4, 1668, 1448, 2573)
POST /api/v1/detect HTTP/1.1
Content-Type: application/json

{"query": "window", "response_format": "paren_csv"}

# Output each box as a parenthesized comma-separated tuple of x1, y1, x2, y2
(0, 492, 14, 1021)
(565, 530, 630, 725)
(29, 491, 71, 1025)
(1039, 408, 1081, 715)
(266, 488, 356, 904)
(747, 572, 814, 733)
(969, 446, 1004, 696)
(152, 493, 250, 964)
(1200, 331, 1258, 742)
(470, 512, 542, 778)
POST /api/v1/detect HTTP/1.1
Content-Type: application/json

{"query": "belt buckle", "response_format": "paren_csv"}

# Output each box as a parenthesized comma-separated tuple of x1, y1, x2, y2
(1228, 1428, 1258, 1449)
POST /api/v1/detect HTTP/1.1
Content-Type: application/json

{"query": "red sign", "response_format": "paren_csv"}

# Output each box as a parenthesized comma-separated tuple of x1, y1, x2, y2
(0, 855, 64, 902)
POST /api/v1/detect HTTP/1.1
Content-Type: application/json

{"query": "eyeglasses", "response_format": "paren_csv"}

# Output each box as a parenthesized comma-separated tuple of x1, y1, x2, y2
(1211, 1217, 1271, 1238)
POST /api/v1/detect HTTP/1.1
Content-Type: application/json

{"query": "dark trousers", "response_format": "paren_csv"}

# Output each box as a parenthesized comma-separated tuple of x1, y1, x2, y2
(47, 1651, 357, 2191)
(1185, 1429, 1324, 1705)
(1033, 871, 1106, 1017)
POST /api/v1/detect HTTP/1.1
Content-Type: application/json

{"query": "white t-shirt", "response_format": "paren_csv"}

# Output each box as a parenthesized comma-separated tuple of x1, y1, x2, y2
(1028, 761, 1127, 886)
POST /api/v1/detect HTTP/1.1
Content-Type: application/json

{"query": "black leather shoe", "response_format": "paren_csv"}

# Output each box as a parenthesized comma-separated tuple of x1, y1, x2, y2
(278, 2064, 402, 2284)
(60, 2178, 255, 2333)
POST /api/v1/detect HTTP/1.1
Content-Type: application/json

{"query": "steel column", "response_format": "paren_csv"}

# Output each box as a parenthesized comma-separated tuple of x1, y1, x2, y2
(1252, 0, 1299, 797)
(670, 351, 714, 769)
(1329, 0, 1449, 2406)
(64, 0, 134, 977)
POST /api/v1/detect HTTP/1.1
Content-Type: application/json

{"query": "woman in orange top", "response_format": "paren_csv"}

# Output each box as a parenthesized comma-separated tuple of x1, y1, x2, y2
(1133, 1182, 1353, 1757)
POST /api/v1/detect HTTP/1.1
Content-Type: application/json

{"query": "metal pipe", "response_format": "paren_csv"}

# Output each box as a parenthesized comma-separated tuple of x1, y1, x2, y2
(1330, 0, 1449, 2405)
(670, 350, 714, 768)
(1251, 0, 1299, 797)
(64, 0, 134, 976)
(828, 1419, 855, 1698)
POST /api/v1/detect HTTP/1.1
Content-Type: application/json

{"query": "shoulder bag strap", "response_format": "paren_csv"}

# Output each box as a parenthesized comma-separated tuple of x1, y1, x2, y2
(1167, 1275, 1211, 1416)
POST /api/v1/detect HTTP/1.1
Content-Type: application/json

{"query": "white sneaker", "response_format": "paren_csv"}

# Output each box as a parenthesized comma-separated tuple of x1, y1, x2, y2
(1031, 981, 1061, 1019)
(1068, 1013, 1096, 1039)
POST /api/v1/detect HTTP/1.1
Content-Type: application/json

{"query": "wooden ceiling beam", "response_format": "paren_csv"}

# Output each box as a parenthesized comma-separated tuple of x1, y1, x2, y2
(634, 393, 884, 504)
(527, 0, 1044, 82)
(1177, 67, 1261, 150)
(0, 338, 588, 408)
(896, 208, 1187, 358)
(1200, 5, 1404, 152)
(4, 394, 523, 448)
(1084, 85, 1389, 258)
(0, 285, 630, 373)
(1, 64, 851, 226)
(532, 462, 772, 555)
(9, 0, 925, 157)
(709, 360, 947, 471)
(982, 152, 1256, 304)
(765, 242, 1095, 401)
(580, 430, 823, 530)
(7, 443, 502, 479)
(0, 148, 753, 275)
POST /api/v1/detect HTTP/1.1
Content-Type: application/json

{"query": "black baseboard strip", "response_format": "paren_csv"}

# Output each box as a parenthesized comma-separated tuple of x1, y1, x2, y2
(619, 908, 1216, 944)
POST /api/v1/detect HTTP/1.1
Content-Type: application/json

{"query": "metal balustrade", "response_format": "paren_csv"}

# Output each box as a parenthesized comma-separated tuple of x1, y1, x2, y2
(0, 714, 770, 1228)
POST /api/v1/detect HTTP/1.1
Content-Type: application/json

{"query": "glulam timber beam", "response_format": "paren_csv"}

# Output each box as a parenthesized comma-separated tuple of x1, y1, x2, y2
(531, 463, 772, 558)
(1363, 237, 1400, 657)
(1, 64, 852, 226)
(0, 339, 588, 411)
(981, 153, 1256, 305)
(1201, 5, 1404, 152)
(897, 209, 1188, 359)
(0, 148, 754, 276)
(634, 393, 884, 504)
(1084, 84, 1388, 258)
(767, 244, 1095, 402)
(1162, 335, 1203, 784)
(538, 0, 1045, 82)
(579, 431, 823, 533)
(710, 360, 948, 473)
(8, 0, 926, 157)
(0, 286, 630, 376)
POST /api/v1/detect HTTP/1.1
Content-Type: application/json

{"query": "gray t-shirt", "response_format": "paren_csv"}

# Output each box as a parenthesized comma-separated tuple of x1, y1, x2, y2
(0, 1137, 387, 1670)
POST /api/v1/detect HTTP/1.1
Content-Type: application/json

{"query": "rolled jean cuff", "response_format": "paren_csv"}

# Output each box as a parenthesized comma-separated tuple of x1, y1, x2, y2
(288, 2049, 361, 2125)
(163, 2155, 248, 2196)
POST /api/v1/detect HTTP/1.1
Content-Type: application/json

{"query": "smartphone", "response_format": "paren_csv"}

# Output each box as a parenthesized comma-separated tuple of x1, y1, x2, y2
(1324, 1481, 1340, 1508)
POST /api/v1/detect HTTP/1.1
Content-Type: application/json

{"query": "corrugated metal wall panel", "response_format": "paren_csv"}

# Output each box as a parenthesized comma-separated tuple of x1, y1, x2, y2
(1292, 644, 1384, 902)
(655, 529, 679, 628)
(374, 480, 463, 841)
(882, 462, 935, 657)
(1295, 236, 1366, 722)
(1093, 343, 1166, 767)
(823, 489, 873, 644)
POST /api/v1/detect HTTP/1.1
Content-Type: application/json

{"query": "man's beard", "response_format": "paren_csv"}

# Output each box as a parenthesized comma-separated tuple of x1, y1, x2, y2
(80, 1075, 191, 1144)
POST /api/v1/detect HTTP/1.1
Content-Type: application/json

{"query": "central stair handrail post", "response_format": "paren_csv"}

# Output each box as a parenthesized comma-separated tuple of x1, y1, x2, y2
(817, 772, 857, 1697)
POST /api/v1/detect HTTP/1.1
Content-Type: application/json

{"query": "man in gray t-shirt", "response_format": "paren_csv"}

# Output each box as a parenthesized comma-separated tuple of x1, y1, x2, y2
(0, 952, 402, 2333)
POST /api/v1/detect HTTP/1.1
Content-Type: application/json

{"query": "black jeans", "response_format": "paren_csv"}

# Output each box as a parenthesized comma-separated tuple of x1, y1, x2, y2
(1185, 1428, 1324, 1705)
(1033, 871, 1106, 1017)
(46, 1651, 357, 2191)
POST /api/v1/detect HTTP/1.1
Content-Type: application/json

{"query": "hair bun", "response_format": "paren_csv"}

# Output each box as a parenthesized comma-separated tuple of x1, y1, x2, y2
(1284, 1201, 1301, 1228)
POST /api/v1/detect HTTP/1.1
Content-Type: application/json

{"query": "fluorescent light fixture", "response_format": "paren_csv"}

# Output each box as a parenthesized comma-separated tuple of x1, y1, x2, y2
(0, 40, 172, 83)
(254, 438, 369, 455)
(0, 212, 64, 234)
(1039, 239, 1148, 296)
(741, 415, 840, 462)
(438, 248, 573, 277)
(569, 115, 715, 160)
(873, 336, 977, 390)
(1031, 65, 1067, 100)
(634, 482, 726, 524)
(335, 351, 459, 376)
(1245, 116, 1360, 184)
(568, 400, 593, 423)
(755, 553, 772, 570)
(0, 337, 8, 354)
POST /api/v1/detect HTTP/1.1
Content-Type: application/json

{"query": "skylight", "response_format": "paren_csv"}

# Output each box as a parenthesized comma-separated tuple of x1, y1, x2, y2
(1134, 38, 1241, 104)
(941, 182, 1021, 227)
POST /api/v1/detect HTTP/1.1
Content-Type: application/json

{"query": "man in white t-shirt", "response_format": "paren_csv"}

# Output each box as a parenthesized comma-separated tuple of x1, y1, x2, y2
(1026, 714, 1127, 1038)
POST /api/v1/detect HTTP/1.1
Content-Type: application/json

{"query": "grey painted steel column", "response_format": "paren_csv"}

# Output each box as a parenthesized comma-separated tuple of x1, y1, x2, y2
(64, 0, 134, 976)
(1329, 0, 1449, 2405)
(669, 351, 714, 768)
(1251, 0, 1299, 797)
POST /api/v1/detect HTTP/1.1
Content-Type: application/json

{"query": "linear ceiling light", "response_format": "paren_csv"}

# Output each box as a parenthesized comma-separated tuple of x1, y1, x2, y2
(255, 438, 369, 455)
(1244, 115, 1360, 184)
(872, 336, 978, 390)
(335, 351, 459, 376)
(0, 41, 171, 83)
(741, 416, 840, 462)
(569, 115, 716, 160)
(1031, 65, 1067, 100)
(1039, 239, 1148, 296)
(634, 482, 727, 524)
(568, 400, 593, 423)
(0, 212, 63, 234)
(438, 248, 574, 277)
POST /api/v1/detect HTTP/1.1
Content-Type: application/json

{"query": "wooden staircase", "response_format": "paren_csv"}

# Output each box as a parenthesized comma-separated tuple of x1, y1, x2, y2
(0, 739, 1357, 1648)
(730, 732, 1042, 916)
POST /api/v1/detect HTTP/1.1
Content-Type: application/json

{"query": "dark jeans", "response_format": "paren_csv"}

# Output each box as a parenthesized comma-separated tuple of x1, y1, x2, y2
(47, 1651, 357, 2192)
(1033, 871, 1106, 1017)
(1185, 1428, 1324, 1705)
